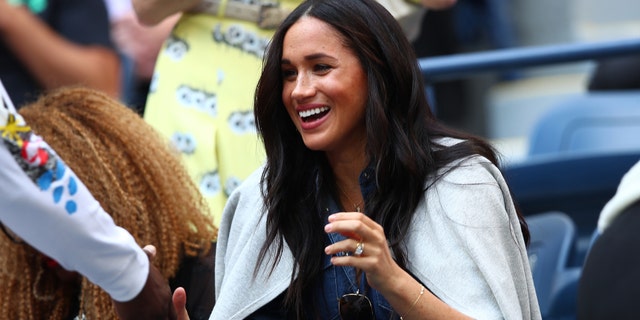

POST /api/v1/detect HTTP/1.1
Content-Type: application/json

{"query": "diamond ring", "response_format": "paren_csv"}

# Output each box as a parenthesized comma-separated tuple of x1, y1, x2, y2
(354, 241, 364, 256)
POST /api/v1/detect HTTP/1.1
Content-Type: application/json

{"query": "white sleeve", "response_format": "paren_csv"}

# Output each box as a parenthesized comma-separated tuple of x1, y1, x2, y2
(0, 112, 148, 302)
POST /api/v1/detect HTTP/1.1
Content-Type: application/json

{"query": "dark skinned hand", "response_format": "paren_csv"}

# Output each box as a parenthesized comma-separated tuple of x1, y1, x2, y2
(113, 245, 177, 319)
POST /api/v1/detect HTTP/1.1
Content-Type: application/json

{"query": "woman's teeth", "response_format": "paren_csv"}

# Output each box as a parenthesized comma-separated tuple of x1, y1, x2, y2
(299, 106, 329, 121)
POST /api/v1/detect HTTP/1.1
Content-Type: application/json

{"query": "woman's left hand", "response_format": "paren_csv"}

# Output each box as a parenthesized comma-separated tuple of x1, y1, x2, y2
(324, 212, 472, 319)
(173, 287, 190, 320)
(324, 211, 405, 293)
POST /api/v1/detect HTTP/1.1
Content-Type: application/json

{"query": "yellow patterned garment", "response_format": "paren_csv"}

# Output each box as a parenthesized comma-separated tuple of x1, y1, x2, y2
(144, 1, 301, 226)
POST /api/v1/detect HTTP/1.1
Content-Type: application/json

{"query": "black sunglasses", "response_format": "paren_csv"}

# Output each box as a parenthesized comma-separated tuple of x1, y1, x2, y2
(338, 289, 374, 320)
(338, 269, 375, 320)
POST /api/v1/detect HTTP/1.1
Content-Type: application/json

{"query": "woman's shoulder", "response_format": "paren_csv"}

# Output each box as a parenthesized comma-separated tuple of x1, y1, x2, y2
(441, 155, 498, 184)
(432, 136, 499, 185)
(423, 143, 511, 226)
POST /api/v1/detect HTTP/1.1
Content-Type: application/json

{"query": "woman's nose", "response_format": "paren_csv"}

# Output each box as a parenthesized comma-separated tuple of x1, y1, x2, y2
(291, 74, 315, 100)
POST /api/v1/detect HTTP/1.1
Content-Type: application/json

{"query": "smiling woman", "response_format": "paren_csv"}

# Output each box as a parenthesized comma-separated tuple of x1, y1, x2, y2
(208, 0, 540, 319)
(203, 0, 542, 319)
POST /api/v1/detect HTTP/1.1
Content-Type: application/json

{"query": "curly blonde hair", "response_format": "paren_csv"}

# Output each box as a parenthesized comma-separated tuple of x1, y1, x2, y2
(0, 87, 217, 319)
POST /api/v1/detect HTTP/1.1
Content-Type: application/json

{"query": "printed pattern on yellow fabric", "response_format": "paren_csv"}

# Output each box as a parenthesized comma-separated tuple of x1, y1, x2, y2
(144, 2, 300, 226)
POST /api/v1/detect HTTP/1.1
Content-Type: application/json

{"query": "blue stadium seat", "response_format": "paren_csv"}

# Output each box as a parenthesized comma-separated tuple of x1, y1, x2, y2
(509, 91, 640, 251)
(506, 92, 640, 319)
(505, 151, 640, 254)
(528, 92, 640, 157)
(527, 211, 579, 320)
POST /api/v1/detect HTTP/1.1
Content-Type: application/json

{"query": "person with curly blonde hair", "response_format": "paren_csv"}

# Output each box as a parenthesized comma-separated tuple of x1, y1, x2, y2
(0, 86, 217, 320)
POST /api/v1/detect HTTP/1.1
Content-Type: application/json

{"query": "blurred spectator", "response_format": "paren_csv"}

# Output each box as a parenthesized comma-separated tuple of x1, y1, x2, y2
(104, 0, 180, 114)
(0, 0, 120, 108)
(453, 0, 517, 54)
(412, 7, 465, 126)
(379, 0, 457, 42)
(588, 55, 640, 91)
(412, 0, 518, 129)
(133, 0, 302, 226)
(454, 0, 520, 81)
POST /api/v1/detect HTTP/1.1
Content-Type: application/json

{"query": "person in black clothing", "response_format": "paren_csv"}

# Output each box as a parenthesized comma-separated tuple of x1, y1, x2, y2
(587, 56, 640, 91)
(577, 160, 640, 319)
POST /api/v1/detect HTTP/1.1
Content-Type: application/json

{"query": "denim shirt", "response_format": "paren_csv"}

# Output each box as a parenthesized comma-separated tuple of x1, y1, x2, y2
(309, 203, 397, 319)
(308, 166, 397, 319)
(248, 167, 398, 319)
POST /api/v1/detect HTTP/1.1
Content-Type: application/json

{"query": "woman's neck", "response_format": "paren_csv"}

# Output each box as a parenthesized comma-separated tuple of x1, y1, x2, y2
(324, 143, 368, 211)
(329, 158, 366, 213)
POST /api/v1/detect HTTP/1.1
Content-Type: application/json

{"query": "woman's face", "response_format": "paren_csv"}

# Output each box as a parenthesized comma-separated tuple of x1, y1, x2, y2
(281, 17, 368, 155)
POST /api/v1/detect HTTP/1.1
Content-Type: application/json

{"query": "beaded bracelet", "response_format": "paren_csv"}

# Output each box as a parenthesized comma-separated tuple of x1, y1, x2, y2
(400, 285, 425, 320)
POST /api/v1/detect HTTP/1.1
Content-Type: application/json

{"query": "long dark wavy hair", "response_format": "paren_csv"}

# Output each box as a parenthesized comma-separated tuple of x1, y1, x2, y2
(253, 0, 529, 316)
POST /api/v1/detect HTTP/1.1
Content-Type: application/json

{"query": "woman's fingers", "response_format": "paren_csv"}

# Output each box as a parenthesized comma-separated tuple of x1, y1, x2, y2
(325, 212, 384, 243)
(324, 212, 386, 264)
(173, 287, 190, 320)
(325, 211, 402, 291)
(325, 237, 363, 255)
(327, 211, 373, 224)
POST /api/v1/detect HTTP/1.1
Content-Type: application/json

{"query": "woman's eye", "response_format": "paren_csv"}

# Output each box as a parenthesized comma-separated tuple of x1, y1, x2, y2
(282, 69, 297, 79)
(315, 64, 331, 72)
